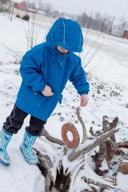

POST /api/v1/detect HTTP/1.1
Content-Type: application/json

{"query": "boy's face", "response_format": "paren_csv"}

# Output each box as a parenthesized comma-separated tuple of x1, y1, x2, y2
(57, 45, 69, 54)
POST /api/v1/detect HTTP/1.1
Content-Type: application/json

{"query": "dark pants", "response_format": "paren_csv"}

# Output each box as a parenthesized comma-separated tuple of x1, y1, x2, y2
(3, 105, 46, 136)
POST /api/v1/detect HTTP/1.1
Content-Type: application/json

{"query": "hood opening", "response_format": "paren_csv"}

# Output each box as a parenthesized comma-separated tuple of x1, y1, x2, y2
(46, 18, 83, 53)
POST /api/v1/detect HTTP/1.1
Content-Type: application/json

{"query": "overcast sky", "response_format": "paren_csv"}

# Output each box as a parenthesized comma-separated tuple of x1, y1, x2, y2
(41, 0, 128, 20)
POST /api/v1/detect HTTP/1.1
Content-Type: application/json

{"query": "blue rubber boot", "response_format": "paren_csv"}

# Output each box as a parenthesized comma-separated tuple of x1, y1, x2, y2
(0, 130, 12, 166)
(20, 129, 38, 165)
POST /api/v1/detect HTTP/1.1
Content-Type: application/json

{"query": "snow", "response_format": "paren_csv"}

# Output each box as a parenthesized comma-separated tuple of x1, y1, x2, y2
(0, 13, 128, 191)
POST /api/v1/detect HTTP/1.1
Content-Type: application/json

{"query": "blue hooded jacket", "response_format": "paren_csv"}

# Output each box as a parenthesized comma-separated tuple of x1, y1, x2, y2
(16, 18, 89, 121)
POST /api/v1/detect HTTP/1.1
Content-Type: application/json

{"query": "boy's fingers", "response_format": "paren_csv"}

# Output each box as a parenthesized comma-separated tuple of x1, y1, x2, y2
(49, 91, 54, 96)
(46, 90, 54, 96)
(42, 85, 54, 96)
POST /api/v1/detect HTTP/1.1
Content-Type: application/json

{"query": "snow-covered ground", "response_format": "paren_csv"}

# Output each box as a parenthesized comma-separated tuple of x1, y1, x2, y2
(0, 13, 128, 191)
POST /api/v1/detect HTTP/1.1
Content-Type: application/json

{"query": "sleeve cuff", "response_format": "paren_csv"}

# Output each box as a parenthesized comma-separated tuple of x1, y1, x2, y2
(78, 90, 89, 95)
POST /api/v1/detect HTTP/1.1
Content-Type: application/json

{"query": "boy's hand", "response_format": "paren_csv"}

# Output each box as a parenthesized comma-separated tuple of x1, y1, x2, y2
(80, 94, 88, 107)
(42, 85, 54, 96)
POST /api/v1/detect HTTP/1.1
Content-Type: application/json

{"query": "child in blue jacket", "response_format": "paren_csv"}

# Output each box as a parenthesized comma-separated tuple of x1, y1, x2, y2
(0, 18, 89, 166)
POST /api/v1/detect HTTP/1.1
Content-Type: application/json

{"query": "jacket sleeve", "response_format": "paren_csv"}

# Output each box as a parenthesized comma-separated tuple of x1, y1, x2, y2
(20, 47, 46, 93)
(69, 57, 89, 95)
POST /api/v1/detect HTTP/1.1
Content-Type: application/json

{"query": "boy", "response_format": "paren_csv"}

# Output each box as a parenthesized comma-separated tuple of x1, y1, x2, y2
(0, 18, 89, 166)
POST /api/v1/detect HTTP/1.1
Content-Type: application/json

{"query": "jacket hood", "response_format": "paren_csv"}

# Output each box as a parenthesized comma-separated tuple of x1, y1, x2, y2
(46, 18, 83, 52)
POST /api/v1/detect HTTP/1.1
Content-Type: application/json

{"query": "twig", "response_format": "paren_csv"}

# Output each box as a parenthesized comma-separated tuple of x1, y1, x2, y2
(76, 107, 87, 143)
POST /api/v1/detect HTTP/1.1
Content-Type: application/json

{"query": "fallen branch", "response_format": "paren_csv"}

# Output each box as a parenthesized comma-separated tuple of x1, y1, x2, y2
(82, 176, 123, 192)
(35, 150, 55, 191)
(117, 141, 128, 148)
(41, 129, 64, 145)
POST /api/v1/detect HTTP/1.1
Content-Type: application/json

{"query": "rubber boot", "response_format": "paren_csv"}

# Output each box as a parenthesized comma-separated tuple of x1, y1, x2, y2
(20, 129, 38, 165)
(0, 129, 12, 166)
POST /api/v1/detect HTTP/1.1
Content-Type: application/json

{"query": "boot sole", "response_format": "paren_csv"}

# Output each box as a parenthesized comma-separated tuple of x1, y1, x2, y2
(0, 159, 10, 166)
